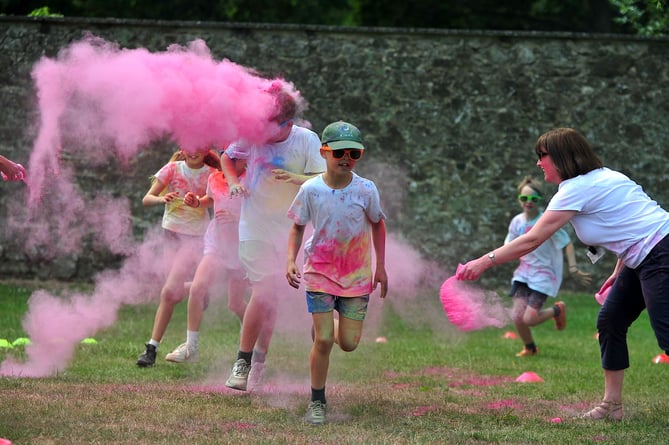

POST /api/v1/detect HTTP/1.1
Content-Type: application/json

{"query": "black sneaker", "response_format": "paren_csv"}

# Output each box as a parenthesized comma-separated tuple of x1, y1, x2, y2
(137, 343, 157, 367)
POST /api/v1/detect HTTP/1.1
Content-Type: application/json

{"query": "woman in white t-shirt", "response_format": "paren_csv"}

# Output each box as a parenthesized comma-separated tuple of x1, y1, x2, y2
(457, 128, 669, 421)
(505, 176, 590, 358)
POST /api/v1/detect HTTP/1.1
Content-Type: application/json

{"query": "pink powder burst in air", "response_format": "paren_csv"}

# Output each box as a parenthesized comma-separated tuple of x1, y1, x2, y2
(0, 35, 310, 377)
(26, 34, 302, 204)
(439, 265, 510, 331)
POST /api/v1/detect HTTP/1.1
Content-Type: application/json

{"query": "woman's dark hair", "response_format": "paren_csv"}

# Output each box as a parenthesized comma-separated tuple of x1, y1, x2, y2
(535, 128, 603, 180)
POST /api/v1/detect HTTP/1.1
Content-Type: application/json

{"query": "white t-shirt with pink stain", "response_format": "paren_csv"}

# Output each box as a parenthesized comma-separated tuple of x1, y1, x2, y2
(505, 212, 570, 297)
(226, 125, 325, 249)
(288, 172, 386, 297)
(154, 160, 216, 236)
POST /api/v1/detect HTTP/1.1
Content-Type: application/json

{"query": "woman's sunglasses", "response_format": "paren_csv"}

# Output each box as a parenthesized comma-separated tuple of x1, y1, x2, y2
(518, 194, 542, 203)
(323, 148, 363, 160)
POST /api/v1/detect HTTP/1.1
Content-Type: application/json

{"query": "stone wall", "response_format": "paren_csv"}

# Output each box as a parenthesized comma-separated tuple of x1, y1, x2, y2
(0, 16, 668, 290)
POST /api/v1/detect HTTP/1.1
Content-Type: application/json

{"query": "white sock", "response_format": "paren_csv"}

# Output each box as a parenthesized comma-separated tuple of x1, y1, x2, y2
(148, 339, 160, 348)
(186, 330, 199, 349)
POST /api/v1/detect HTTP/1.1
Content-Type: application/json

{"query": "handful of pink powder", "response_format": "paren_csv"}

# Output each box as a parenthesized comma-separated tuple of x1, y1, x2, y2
(439, 264, 510, 331)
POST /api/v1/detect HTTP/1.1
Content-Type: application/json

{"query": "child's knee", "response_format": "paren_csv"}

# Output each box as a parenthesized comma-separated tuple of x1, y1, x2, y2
(338, 333, 361, 352)
(314, 337, 335, 352)
(160, 286, 185, 304)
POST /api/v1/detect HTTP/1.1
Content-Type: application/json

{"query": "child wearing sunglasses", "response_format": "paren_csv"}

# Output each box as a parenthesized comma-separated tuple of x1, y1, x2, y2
(286, 121, 388, 425)
(458, 127, 669, 420)
(505, 176, 591, 357)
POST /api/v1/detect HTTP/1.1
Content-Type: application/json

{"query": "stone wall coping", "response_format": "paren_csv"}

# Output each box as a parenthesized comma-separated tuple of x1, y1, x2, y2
(2, 15, 668, 43)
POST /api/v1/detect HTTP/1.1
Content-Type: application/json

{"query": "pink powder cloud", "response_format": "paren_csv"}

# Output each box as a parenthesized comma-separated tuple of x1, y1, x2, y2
(1, 35, 447, 378)
(439, 267, 510, 331)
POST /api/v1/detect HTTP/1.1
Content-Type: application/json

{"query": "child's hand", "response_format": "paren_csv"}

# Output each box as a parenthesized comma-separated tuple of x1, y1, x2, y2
(183, 192, 200, 207)
(162, 191, 180, 204)
(286, 261, 301, 289)
(229, 183, 248, 198)
(272, 169, 302, 185)
(570, 268, 592, 286)
(373, 266, 388, 298)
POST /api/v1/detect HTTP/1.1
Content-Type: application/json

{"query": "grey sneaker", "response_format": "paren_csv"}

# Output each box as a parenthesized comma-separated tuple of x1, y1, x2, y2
(136, 343, 156, 368)
(165, 343, 199, 363)
(306, 400, 327, 425)
(247, 361, 266, 392)
(225, 358, 251, 391)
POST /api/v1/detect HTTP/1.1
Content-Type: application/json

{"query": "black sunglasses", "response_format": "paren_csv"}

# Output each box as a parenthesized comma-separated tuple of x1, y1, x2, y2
(328, 149, 363, 160)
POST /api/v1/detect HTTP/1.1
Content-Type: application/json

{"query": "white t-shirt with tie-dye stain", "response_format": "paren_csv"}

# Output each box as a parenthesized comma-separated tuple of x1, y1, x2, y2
(505, 211, 570, 297)
(225, 125, 325, 249)
(155, 160, 216, 236)
(287, 172, 386, 297)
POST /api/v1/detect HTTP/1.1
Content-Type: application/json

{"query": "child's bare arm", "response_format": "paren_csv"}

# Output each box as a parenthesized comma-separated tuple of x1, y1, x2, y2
(286, 223, 306, 289)
(371, 219, 388, 298)
(142, 180, 176, 207)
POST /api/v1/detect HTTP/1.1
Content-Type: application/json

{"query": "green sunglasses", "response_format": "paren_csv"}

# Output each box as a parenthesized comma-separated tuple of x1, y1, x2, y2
(518, 194, 542, 203)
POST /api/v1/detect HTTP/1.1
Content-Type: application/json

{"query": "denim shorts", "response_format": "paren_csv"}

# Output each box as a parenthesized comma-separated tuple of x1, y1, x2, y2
(306, 291, 369, 321)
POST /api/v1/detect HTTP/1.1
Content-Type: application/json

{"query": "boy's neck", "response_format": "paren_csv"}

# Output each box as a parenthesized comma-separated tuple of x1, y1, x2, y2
(322, 171, 353, 190)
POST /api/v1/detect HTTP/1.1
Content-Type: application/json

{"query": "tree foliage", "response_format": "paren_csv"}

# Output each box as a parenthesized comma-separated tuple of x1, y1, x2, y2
(609, 0, 668, 35)
(0, 0, 667, 35)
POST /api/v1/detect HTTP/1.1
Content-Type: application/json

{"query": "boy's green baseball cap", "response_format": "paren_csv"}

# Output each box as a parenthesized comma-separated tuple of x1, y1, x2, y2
(321, 121, 364, 150)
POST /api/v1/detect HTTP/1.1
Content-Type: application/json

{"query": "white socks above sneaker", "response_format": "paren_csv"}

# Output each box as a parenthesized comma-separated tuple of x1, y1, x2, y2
(186, 330, 199, 350)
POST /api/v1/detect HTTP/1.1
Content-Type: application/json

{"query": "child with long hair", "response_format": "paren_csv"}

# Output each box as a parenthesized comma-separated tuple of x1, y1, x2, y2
(136, 148, 220, 367)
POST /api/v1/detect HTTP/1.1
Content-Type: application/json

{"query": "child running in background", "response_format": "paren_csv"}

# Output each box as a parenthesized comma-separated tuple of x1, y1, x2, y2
(222, 85, 325, 392)
(286, 121, 388, 425)
(136, 149, 220, 367)
(164, 157, 251, 363)
(506, 176, 591, 357)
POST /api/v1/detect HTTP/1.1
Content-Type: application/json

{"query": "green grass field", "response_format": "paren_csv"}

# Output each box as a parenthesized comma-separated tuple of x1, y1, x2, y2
(1, 280, 668, 444)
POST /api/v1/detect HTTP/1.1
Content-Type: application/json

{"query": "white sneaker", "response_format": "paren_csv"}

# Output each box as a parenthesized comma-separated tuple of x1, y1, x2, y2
(225, 359, 251, 391)
(247, 361, 266, 392)
(165, 343, 199, 363)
